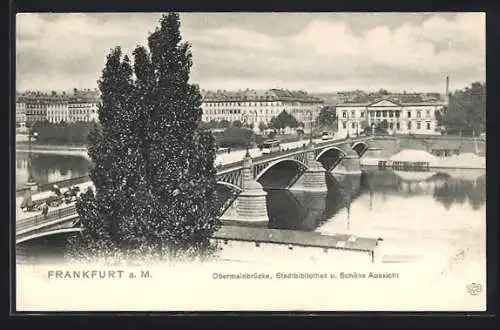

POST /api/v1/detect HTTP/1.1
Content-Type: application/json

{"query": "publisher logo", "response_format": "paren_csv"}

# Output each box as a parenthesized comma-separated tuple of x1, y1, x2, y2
(466, 283, 482, 295)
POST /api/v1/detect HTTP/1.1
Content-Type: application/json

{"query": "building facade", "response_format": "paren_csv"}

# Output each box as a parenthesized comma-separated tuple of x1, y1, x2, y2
(336, 98, 446, 137)
(68, 90, 100, 123)
(24, 95, 48, 126)
(46, 94, 69, 123)
(201, 89, 324, 131)
(17, 89, 101, 125)
(16, 96, 27, 128)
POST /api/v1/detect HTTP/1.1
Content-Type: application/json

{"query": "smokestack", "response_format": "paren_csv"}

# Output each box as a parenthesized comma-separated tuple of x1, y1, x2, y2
(445, 76, 450, 105)
(446, 76, 449, 95)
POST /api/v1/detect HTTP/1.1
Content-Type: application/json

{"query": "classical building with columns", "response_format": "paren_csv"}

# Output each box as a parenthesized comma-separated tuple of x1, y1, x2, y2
(335, 98, 446, 137)
(201, 89, 324, 129)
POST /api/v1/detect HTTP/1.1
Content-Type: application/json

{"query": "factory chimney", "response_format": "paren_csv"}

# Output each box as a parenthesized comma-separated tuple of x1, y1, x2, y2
(445, 75, 450, 105)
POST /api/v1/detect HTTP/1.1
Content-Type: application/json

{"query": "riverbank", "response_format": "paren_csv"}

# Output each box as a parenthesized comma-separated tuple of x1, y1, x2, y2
(360, 149, 485, 169)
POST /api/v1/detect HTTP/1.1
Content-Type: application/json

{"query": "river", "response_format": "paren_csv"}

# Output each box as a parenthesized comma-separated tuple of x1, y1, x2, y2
(15, 152, 92, 190)
(15, 152, 486, 269)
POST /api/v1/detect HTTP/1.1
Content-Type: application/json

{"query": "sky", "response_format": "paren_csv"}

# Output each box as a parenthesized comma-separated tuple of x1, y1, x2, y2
(16, 12, 485, 94)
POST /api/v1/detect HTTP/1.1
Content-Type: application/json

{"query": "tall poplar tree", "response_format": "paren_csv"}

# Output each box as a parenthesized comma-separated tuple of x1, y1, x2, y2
(68, 13, 220, 261)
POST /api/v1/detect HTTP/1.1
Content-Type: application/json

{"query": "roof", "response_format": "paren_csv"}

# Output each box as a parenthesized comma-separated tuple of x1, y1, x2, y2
(389, 149, 438, 164)
(17, 90, 101, 104)
(436, 153, 486, 169)
(213, 226, 380, 252)
(336, 97, 445, 108)
(202, 89, 324, 103)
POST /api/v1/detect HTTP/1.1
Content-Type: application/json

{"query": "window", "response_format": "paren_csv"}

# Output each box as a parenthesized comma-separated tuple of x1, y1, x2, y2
(396, 122, 400, 130)
(426, 110, 430, 117)
(342, 122, 347, 129)
(395, 111, 400, 118)
(351, 111, 355, 118)
(426, 122, 431, 130)
(389, 122, 394, 129)
(417, 122, 421, 129)
(408, 122, 412, 130)
(407, 111, 411, 118)
(352, 122, 356, 129)
(369, 111, 374, 117)
(389, 111, 394, 118)
(417, 111, 421, 118)
(382, 111, 387, 117)
(342, 111, 346, 118)
(376, 111, 381, 117)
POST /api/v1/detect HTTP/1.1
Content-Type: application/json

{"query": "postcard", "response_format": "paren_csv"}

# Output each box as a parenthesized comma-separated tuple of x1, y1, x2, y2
(14, 12, 486, 312)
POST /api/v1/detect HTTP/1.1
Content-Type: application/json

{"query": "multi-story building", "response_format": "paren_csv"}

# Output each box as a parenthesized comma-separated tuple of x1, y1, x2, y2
(335, 97, 446, 137)
(46, 92, 69, 123)
(67, 89, 100, 123)
(15, 95, 27, 128)
(24, 93, 49, 126)
(201, 89, 324, 131)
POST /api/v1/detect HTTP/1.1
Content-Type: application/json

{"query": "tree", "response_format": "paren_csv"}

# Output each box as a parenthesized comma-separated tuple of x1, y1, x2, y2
(219, 127, 254, 148)
(68, 13, 220, 262)
(258, 121, 267, 132)
(317, 106, 337, 129)
(232, 120, 243, 128)
(442, 82, 486, 136)
(359, 120, 369, 131)
(219, 119, 230, 129)
(269, 110, 300, 130)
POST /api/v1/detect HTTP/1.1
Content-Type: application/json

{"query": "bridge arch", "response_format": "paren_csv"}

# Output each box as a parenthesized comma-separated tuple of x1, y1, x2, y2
(315, 147, 347, 161)
(352, 141, 369, 157)
(216, 181, 243, 193)
(255, 158, 308, 189)
(315, 147, 347, 171)
(215, 181, 243, 217)
(16, 227, 83, 245)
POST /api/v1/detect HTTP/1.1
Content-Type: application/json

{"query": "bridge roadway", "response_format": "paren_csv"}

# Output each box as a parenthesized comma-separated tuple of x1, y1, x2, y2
(15, 135, 372, 244)
(14, 136, 325, 221)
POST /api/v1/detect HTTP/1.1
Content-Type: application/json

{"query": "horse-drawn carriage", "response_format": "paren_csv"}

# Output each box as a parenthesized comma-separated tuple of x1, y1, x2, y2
(20, 185, 82, 212)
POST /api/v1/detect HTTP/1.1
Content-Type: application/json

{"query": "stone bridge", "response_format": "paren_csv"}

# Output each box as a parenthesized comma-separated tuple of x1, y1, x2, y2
(16, 136, 374, 246)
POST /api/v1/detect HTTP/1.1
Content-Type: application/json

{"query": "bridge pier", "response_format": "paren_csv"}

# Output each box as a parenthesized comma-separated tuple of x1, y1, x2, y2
(232, 151, 269, 225)
(331, 140, 362, 175)
(291, 143, 327, 192)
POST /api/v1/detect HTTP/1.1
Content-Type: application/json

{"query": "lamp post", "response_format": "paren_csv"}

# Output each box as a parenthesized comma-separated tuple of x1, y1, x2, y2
(26, 126, 38, 187)
(243, 114, 250, 156)
(346, 111, 350, 140)
(307, 110, 313, 145)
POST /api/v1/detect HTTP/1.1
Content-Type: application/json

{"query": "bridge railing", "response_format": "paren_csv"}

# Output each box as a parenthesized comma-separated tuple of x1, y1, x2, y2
(16, 204, 78, 233)
(15, 174, 92, 197)
(251, 136, 371, 166)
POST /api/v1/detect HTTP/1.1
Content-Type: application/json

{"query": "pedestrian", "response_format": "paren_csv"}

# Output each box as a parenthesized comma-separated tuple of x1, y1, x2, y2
(41, 202, 49, 219)
(52, 184, 61, 197)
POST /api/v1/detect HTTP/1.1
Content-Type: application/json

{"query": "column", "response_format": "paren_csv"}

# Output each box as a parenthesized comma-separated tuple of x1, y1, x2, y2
(235, 151, 269, 224)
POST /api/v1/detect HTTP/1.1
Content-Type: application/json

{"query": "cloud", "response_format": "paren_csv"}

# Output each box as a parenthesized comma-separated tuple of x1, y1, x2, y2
(16, 13, 485, 93)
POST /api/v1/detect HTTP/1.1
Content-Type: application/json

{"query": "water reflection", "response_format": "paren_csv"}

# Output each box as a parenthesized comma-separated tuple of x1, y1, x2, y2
(266, 189, 328, 231)
(266, 168, 485, 233)
(266, 173, 362, 232)
(362, 168, 486, 211)
(15, 152, 92, 190)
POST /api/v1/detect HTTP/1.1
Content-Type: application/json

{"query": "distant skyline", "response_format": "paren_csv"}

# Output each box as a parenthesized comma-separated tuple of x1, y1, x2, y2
(16, 12, 485, 94)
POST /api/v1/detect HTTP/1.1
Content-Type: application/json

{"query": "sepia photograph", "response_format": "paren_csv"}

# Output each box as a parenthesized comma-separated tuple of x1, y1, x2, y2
(14, 12, 486, 312)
